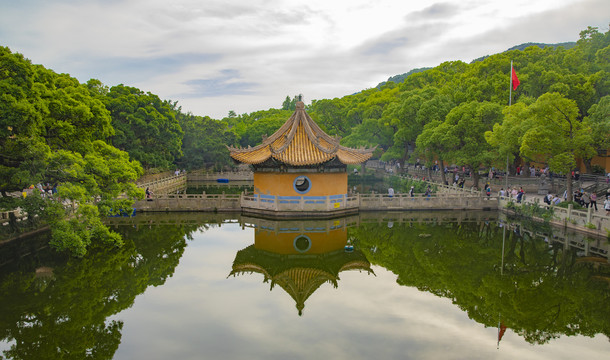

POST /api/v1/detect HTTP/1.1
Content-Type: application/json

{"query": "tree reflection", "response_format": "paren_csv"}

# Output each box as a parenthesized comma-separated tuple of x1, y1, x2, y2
(350, 219, 610, 344)
(0, 222, 198, 360)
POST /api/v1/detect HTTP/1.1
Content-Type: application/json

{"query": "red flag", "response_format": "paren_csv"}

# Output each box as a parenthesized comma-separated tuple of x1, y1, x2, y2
(498, 322, 507, 342)
(511, 67, 520, 90)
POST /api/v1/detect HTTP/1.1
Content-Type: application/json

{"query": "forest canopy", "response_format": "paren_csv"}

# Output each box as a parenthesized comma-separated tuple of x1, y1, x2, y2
(1, 25, 609, 254)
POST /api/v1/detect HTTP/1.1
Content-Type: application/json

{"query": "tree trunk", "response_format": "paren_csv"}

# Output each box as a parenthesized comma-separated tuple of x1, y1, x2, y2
(566, 175, 573, 202)
(583, 158, 592, 174)
(400, 143, 410, 172)
(439, 159, 447, 185)
(472, 170, 480, 189)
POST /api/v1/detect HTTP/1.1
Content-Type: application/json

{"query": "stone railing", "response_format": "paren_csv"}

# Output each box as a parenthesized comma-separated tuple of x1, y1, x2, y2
(240, 194, 357, 214)
(187, 171, 253, 181)
(357, 193, 498, 211)
(137, 174, 187, 193)
(238, 192, 495, 213)
(134, 193, 241, 212)
(499, 198, 610, 238)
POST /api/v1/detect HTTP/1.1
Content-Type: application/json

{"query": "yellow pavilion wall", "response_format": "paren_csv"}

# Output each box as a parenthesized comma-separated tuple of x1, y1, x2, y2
(253, 172, 347, 197)
(254, 228, 347, 255)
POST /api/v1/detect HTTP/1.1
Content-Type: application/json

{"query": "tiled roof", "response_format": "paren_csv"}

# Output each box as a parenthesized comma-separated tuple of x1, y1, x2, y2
(229, 101, 374, 166)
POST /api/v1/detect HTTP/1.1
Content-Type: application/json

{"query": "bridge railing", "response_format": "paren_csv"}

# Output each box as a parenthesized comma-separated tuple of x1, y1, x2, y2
(134, 193, 241, 212)
(138, 173, 187, 191)
(188, 171, 253, 181)
(238, 192, 496, 212)
(240, 194, 355, 212)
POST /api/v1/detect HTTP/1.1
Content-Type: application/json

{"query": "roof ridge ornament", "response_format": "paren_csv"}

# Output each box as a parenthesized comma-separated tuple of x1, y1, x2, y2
(229, 95, 374, 166)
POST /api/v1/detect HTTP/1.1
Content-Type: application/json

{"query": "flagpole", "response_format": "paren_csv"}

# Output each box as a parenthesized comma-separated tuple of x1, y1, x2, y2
(506, 61, 513, 190)
(509, 60, 513, 106)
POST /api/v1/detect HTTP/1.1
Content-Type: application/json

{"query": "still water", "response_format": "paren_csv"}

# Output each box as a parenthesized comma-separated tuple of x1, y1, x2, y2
(0, 211, 608, 360)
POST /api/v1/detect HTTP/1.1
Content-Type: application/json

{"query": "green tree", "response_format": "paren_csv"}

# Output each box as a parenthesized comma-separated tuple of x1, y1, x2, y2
(104, 85, 183, 170)
(438, 101, 503, 188)
(177, 112, 236, 170)
(485, 100, 535, 172)
(350, 219, 610, 345)
(281, 95, 299, 111)
(520, 93, 596, 200)
(0, 47, 144, 256)
(0, 221, 197, 359)
(582, 95, 610, 171)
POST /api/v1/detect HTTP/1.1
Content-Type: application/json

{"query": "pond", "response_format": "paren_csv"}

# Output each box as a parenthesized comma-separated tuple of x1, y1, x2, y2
(0, 211, 608, 360)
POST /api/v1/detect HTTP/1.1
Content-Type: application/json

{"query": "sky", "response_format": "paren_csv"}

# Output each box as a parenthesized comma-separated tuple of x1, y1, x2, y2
(1, 0, 608, 119)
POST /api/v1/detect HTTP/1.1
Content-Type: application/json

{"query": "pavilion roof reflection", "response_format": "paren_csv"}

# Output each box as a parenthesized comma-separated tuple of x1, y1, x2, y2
(228, 217, 374, 315)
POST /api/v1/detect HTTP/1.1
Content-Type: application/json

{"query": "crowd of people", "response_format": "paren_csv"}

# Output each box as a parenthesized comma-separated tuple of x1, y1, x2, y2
(22, 183, 58, 199)
(498, 187, 526, 203)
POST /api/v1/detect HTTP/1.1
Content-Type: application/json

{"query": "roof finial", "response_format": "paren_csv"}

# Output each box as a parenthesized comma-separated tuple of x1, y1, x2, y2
(296, 94, 305, 109)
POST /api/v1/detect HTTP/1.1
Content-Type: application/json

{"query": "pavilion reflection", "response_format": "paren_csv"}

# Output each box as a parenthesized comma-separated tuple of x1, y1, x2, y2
(228, 216, 375, 316)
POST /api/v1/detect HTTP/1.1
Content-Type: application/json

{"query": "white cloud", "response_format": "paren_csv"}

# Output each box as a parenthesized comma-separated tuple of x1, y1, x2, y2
(0, 0, 607, 118)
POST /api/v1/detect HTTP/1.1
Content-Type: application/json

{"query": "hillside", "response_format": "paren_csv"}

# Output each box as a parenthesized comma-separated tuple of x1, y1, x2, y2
(377, 41, 577, 88)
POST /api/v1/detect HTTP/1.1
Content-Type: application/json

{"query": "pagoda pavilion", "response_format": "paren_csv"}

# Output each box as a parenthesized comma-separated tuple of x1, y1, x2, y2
(229, 100, 373, 216)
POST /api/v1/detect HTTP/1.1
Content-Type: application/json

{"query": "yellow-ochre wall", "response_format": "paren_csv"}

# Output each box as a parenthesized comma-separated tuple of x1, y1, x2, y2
(254, 172, 347, 197)
(254, 228, 347, 255)
(577, 155, 610, 174)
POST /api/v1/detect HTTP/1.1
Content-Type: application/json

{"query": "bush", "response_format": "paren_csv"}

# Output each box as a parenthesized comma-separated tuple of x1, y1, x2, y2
(555, 201, 584, 210)
(591, 164, 605, 175)
(388, 175, 437, 194)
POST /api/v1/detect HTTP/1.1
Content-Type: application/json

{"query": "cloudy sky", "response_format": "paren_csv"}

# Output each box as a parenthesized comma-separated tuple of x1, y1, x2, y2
(1, 0, 608, 119)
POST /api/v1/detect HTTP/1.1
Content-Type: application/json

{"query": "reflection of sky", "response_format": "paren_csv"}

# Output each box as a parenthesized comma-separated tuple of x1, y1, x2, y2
(108, 223, 610, 360)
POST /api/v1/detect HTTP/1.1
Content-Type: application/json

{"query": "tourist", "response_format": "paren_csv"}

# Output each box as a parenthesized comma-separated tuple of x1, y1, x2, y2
(388, 187, 394, 198)
(498, 188, 505, 199)
(511, 187, 518, 199)
(409, 186, 415, 197)
(145, 187, 153, 201)
(605, 196, 610, 215)
(582, 192, 590, 208)
(590, 192, 598, 211)
(574, 191, 583, 206)
(516, 187, 524, 203)
(552, 195, 562, 205)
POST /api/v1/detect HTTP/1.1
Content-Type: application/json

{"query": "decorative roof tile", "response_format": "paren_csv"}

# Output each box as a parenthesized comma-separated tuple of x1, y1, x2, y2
(229, 101, 373, 166)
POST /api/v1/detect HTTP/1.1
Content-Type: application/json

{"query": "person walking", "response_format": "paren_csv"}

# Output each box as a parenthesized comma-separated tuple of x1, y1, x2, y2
(582, 192, 590, 208)
(604, 196, 610, 216)
(590, 192, 598, 211)
(516, 187, 525, 203)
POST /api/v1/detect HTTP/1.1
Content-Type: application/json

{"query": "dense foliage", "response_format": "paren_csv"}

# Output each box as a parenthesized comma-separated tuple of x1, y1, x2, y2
(0, 222, 199, 359)
(0, 47, 144, 256)
(219, 26, 609, 193)
(2, 25, 609, 254)
(350, 219, 610, 345)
